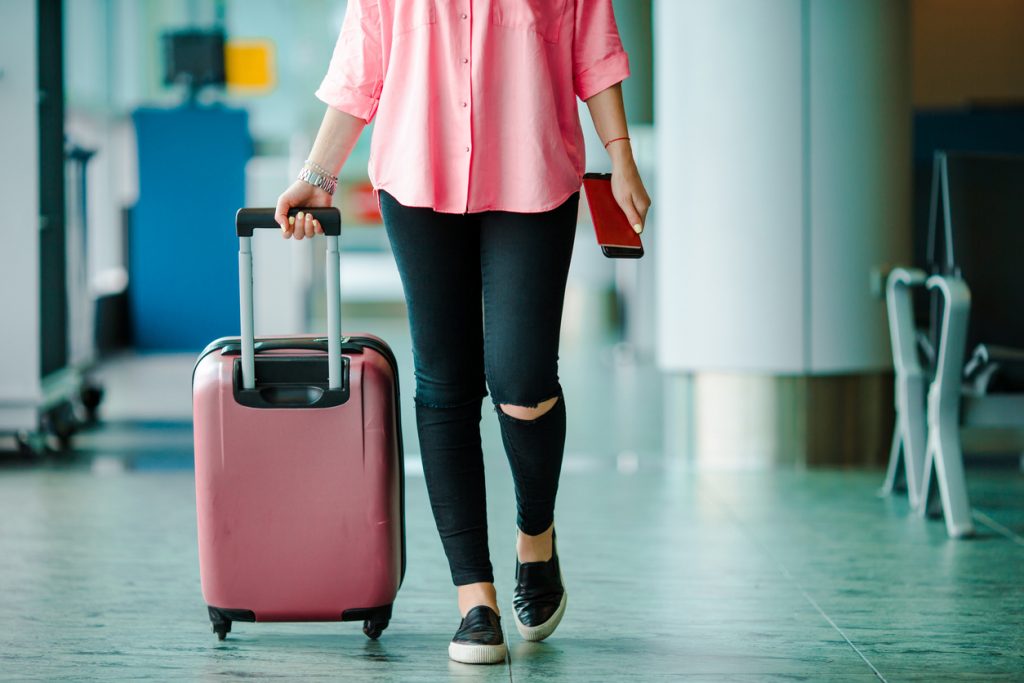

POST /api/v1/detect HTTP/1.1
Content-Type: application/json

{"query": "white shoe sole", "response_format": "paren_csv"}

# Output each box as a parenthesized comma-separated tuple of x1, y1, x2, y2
(513, 589, 567, 642)
(448, 640, 508, 665)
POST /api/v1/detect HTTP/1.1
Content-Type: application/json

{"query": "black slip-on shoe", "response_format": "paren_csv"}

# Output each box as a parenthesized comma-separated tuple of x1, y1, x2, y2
(512, 530, 567, 642)
(448, 605, 507, 665)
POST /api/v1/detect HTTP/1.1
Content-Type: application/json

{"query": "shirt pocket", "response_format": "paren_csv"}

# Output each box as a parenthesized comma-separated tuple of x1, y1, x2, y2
(490, 0, 568, 44)
(393, 0, 437, 37)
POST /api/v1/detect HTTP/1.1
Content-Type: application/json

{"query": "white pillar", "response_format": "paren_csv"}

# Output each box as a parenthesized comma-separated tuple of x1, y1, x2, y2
(654, 0, 910, 374)
(654, 0, 911, 465)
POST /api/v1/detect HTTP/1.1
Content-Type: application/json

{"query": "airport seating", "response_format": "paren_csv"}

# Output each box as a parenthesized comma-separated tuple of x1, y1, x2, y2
(883, 152, 1024, 538)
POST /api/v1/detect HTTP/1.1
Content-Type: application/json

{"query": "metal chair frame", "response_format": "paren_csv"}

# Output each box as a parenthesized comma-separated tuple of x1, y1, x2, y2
(882, 152, 1024, 538)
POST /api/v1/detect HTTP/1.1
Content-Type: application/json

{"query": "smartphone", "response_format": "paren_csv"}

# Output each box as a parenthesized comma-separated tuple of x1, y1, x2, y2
(582, 172, 644, 259)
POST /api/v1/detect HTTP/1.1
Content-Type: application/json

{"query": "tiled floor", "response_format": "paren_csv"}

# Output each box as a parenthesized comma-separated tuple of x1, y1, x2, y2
(1, 315, 1022, 681)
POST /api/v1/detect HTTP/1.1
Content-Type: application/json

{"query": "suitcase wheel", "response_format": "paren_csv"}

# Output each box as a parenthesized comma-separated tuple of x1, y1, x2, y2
(208, 606, 253, 641)
(362, 618, 389, 640)
(212, 621, 231, 641)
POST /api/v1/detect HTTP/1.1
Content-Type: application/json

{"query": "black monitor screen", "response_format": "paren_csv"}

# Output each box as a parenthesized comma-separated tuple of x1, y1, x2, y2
(163, 30, 226, 88)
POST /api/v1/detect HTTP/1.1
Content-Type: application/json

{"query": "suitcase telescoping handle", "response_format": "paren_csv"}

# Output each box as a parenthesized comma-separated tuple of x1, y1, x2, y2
(235, 207, 343, 392)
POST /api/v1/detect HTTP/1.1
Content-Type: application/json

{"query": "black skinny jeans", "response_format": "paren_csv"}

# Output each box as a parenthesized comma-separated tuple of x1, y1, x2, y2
(379, 188, 579, 586)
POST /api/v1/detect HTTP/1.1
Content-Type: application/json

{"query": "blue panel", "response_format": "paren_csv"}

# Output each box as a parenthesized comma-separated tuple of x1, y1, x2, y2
(913, 107, 1024, 162)
(130, 105, 252, 351)
(910, 107, 1024, 268)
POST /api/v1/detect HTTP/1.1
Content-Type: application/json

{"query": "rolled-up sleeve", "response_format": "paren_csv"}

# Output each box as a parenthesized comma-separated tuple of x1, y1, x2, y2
(315, 0, 384, 123)
(572, 0, 631, 101)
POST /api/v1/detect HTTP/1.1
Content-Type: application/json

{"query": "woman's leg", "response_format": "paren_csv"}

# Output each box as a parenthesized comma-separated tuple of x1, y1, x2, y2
(378, 190, 496, 607)
(478, 190, 580, 558)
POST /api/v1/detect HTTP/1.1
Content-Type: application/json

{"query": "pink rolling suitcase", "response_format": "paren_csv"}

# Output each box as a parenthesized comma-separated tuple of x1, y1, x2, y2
(192, 207, 405, 641)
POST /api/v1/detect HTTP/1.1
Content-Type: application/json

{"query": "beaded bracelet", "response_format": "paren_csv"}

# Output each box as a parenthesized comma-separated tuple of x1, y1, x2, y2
(303, 159, 338, 181)
(603, 136, 630, 149)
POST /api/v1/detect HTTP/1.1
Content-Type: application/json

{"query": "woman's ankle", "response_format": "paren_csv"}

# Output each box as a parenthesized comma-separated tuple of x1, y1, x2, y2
(457, 581, 499, 617)
(516, 523, 554, 563)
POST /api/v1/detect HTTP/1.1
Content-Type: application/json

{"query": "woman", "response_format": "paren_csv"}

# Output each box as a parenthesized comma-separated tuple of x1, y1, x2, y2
(275, 0, 650, 665)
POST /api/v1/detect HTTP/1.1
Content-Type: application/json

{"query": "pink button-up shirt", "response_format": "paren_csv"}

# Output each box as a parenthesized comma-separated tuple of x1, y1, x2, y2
(315, 0, 631, 214)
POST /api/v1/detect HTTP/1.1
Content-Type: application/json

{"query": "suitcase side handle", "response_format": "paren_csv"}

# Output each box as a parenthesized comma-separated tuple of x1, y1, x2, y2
(235, 207, 341, 236)
(236, 207, 343, 391)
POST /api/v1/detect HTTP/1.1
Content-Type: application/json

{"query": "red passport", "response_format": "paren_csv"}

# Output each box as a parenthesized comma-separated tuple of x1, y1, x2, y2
(582, 172, 644, 259)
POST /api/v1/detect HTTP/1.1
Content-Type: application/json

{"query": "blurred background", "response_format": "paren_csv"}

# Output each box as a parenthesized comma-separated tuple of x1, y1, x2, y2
(1, 0, 1023, 680)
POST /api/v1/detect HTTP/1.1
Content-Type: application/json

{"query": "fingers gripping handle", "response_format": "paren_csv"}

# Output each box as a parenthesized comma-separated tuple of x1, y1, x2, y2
(236, 207, 341, 236)
(237, 207, 343, 391)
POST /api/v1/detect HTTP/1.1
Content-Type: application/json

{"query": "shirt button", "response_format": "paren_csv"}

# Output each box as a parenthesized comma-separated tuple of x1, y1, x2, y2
(465, 146, 470, 152)
(461, 101, 467, 107)
(461, 12, 467, 19)
(462, 57, 468, 64)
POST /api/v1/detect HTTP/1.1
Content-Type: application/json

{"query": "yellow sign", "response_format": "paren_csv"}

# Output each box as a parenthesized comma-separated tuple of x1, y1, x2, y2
(225, 39, 275, 93)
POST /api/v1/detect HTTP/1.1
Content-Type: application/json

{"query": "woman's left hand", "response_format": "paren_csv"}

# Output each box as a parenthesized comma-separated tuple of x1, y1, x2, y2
(611, 160, 652, 235)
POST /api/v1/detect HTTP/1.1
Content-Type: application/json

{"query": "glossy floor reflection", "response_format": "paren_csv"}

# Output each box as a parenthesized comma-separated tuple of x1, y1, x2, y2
(1, 318, 1022, 681)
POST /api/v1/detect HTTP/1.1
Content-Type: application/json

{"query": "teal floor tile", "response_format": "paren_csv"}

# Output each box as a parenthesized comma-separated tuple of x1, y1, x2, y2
(2, 314, 1022, 680)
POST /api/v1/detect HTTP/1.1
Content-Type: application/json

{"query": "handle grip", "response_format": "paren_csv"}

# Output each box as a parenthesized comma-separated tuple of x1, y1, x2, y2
(236, 207, 341, 236)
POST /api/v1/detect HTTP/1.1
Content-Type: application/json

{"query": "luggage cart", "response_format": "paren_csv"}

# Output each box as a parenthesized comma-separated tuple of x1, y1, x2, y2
(3, 139, 105, 457)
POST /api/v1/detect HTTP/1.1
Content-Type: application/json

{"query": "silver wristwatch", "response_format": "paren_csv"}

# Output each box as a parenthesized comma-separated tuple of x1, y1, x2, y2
(297, 166, 338, 196)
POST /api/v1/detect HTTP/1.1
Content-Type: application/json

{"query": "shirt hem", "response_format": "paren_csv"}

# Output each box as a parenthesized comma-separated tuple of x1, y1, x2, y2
(374, 181, 583, 215)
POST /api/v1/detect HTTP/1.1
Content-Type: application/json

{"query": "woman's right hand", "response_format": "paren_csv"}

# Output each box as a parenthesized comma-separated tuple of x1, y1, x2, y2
(274, 180, 335, 240)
